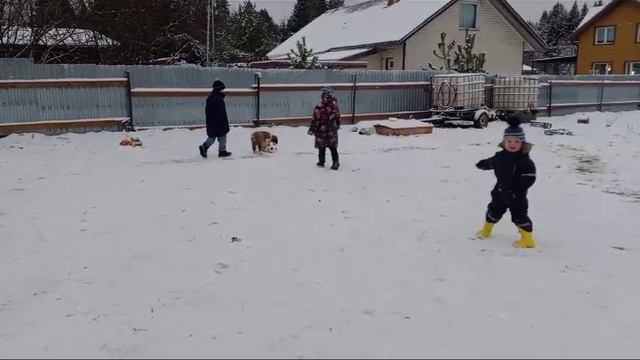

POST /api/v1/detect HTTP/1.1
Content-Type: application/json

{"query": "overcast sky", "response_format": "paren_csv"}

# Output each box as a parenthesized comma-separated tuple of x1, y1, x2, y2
(229, 0, 591, 23)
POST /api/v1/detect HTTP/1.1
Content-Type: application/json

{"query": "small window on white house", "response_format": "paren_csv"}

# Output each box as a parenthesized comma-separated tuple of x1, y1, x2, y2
(595, 26, 615, 44)
(460, 3, 478, 29)
(592, 63, 611, 75)
(385, 57, 395, 70)
(626, 62, 640, 75)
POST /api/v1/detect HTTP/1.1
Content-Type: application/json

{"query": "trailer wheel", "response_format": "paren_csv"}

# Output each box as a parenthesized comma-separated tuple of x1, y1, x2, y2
(474, 113, 489, 128)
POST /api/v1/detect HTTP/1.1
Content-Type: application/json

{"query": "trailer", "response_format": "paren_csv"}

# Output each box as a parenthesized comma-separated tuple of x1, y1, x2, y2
(423, 73, 497, 128)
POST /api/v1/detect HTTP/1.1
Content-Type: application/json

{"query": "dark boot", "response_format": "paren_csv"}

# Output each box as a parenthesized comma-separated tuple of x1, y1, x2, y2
(199, 144, 207, 158)
(329, 147, 339, 170)
(317, 148, 326, 167)
(218, 151, 232, 158)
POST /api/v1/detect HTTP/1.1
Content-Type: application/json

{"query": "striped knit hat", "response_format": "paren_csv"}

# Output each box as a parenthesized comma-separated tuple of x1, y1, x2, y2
(504, 113, 526, 142)
(321, 86, 334, 99)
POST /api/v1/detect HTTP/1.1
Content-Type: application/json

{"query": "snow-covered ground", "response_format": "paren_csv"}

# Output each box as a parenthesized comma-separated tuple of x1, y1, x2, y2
(1, 111, 639, 358)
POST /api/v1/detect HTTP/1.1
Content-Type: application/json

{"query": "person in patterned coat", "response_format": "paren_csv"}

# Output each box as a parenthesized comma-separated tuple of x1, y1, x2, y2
(308, 87, 341, 170)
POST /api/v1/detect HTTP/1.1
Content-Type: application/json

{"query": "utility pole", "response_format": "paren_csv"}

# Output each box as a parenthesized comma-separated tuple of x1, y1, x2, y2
(206, 0, 210, 66)
(211, 0, 215, 58)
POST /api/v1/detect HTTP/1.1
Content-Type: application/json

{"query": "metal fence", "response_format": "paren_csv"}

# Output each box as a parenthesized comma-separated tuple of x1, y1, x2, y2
(1, 58, 639, 134)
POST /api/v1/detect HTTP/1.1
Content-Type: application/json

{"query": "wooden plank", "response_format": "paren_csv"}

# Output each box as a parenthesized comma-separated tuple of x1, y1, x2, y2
(0, 78, 128, 89)
(131, 88, 256, 97)
(0, 117, 128, 135)
(251, 82, 431, 92)
(374, 124, 433, 136)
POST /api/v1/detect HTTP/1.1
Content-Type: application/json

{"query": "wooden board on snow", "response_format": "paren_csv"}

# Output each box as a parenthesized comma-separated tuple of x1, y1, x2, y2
(373, 120, 433, 136)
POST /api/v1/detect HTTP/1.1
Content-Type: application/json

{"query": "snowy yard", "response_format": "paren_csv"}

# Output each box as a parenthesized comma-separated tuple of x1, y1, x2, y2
(1, 111, 639, 358)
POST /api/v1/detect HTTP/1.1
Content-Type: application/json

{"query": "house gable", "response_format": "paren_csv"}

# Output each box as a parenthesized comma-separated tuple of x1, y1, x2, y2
(403, 0, 535, 74)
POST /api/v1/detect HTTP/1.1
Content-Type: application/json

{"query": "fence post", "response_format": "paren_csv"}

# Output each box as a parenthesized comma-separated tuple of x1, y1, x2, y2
(598, 78, 605, 112)
(547, 80, 553, 117)
(351, 74, 357, 124)
(125, 71, 134, 130)
(427, 74, 433, 111)
(254, 72, 261, 127)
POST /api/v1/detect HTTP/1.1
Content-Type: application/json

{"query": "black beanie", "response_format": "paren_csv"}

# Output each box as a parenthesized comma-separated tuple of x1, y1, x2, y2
(504, 113, 526, 142)
(212, 79, 226, 91)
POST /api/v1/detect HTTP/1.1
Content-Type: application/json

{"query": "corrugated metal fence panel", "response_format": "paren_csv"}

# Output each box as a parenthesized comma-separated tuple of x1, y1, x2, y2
(132, 94, 256, 127)
(1, 86, 128, 123)
(127, 66, 256, 88)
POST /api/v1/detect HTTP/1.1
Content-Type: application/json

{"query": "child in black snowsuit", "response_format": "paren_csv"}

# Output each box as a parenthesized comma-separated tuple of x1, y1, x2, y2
(475, 114, 537, 248)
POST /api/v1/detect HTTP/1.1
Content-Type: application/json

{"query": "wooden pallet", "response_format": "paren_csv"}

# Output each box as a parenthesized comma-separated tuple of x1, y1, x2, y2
(373, 120, 434, 136)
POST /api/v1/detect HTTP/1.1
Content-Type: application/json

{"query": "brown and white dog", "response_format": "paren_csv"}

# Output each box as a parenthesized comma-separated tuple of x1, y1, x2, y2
(251, 130, 279, 154)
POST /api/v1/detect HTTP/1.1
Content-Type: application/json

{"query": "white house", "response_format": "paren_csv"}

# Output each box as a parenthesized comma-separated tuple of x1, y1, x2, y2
(268, 0, 546, 75)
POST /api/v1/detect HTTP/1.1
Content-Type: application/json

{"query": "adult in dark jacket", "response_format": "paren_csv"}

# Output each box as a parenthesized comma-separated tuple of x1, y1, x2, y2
(475, 114, 537, 248)
(199, 80, 231, 158)
(308, 87, 341, 170)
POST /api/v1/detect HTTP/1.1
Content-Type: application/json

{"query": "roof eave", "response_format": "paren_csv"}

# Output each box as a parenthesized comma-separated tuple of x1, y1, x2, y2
(399, 0, 458, 43)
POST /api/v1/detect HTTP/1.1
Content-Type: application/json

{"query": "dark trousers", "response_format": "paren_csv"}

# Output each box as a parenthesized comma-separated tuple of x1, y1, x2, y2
(486, 187, 533, 232)
(318, 146, 339, 165)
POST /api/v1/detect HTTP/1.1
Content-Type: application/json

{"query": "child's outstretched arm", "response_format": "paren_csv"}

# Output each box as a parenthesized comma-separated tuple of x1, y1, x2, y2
(475, 156, 495, 170)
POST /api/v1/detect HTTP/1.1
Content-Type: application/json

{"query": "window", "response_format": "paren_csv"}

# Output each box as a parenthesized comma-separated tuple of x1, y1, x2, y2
(626, 62, 640, 75)
(460, 3, 478, 29)
(595, 26, 615, 44)
(385, 57, 395, 70)
(636, 23, 640, 43)
(592, 63, 612, 75)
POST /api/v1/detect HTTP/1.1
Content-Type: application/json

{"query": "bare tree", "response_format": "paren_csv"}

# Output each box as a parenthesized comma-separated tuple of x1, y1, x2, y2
(1, 0, 108, 63)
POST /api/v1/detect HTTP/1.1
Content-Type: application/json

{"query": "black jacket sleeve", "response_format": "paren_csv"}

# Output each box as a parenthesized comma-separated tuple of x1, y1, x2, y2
(518, 157, 537, 191)
(476, 155, 495, 170)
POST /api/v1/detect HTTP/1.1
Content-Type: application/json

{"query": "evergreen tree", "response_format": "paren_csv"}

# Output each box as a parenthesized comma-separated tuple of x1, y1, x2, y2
(287, 36, 320, 69)
(227, 0, 279, 62)
(546, 2, 569, 47)
(537, 10, 550, 45)
(286, 0, 327, 35)
(567, 1, 581, 34)
(278, 19, 290, 42)
(327, 0, 345, 10)
(453, 29, 486, 73)
(580, 3, 589, 18)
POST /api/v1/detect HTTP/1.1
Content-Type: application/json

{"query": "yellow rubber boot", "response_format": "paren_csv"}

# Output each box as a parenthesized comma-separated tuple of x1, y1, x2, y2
(513, 228, 536, 248)
(475, 222, 494, 239)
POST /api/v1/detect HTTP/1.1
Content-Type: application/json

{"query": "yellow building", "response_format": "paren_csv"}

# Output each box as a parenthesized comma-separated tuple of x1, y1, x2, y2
(568, 0, 640, 75)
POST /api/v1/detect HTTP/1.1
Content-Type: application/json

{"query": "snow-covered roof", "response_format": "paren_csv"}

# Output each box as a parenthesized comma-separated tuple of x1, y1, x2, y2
(268, 0, 451, 59)
(314, 48, 374, 60)
(1, 27, 116, 47)
(269, 0, 545, 59)
(577, 2, 609, 29)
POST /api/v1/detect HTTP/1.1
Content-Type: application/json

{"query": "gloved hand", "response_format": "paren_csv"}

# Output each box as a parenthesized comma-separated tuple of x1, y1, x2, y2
(476, 159, 492, 170)
(308, 130, 314, 136)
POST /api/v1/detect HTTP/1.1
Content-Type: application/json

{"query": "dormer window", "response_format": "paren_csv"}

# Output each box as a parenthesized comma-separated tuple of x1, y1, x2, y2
(460, 3, 478, 29)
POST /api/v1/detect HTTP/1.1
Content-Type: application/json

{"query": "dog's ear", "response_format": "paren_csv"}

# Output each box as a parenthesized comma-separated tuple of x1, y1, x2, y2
(271, 135, 278, 144)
